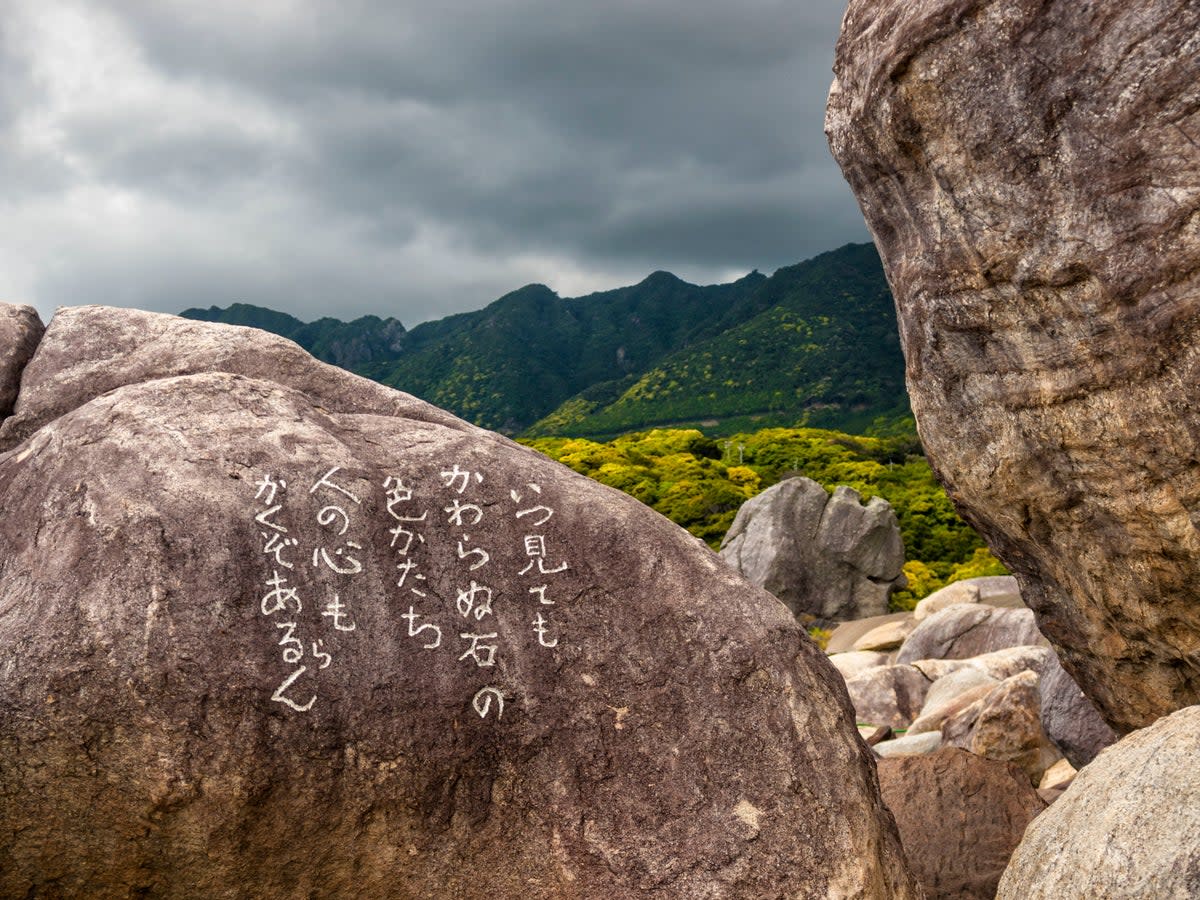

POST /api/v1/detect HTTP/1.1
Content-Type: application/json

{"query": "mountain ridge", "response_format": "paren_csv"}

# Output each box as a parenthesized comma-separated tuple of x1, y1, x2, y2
(180, 242, 910, 437)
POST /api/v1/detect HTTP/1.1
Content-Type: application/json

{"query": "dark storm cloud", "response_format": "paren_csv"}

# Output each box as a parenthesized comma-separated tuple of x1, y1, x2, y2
(2, 0, 866, 325)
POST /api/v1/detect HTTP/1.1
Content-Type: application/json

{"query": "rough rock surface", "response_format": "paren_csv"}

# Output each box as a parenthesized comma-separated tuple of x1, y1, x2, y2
(879, 748, 1045, 900)
(896, 606, 1046, 665)
(720, 477, 905, 623)
(0, 304, 43, 421)
(906, 669, 998, 735)
(844, 664, 931, 729)
(0, 306, 921, 898)
(913, 575, 1022, 622)
(999, 706, 1200, 899)
(966, 672, 1061, 786)
(1039, 651, 1117, 767)
(827, 0, 1200, 732)
(910, 645, 1050, 684)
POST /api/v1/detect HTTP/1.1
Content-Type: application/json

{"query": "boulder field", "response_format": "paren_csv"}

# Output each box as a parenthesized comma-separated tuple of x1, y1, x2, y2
(0, 304, 919, 898)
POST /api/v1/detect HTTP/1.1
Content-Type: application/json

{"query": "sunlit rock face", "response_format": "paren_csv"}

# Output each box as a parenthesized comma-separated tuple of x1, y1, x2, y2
(0, 305, 920, 899)
(827, 0, 1200, 732)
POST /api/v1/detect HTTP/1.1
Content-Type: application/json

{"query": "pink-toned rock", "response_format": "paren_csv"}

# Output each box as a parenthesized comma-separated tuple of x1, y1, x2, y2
(829, 650, 890, 679)
(879, 748, 1046, 900)
(0, 304, 42, 420)
(907, 669, 999, 735)
(1000, 707, 1200, 898)
(967, 672, 1062, 785)
(0, 305, 922, 899)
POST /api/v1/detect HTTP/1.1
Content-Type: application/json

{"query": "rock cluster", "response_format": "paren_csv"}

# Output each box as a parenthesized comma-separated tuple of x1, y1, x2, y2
(719, 476, 905, 623)
(829, 594, 1115, 775)
(0, 305, 920, 898)
(827, 0, 1200, 733)
(829, 589, 1119, 898)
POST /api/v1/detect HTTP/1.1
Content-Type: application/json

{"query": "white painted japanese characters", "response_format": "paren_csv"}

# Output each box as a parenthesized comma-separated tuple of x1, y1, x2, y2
(250, 464, 574, 720)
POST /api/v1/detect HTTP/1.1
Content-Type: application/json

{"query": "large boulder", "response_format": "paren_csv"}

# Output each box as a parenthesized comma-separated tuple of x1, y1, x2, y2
(999, 706, 1200, 898)
(827, 0, 1200, 732)
(879, 748, 1046, 900)
(0, 306, 921, 898)
(896, 605, 1047, 665)
(720, 476, 905, 623)
(0, 304, 43, 420)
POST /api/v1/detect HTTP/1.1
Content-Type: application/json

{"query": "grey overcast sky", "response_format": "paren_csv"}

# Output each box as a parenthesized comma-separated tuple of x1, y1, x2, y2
(2, 0, 867, 325)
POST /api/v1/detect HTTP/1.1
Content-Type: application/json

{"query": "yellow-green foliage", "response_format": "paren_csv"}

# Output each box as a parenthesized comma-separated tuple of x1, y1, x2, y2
(523, 425, 1007, 610)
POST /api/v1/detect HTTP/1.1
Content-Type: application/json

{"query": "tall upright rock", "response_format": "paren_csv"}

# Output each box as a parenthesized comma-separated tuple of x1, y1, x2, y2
(0, 304, 919, 898)
(720, 476, 906, 623)
(826, 0, 1200, 732)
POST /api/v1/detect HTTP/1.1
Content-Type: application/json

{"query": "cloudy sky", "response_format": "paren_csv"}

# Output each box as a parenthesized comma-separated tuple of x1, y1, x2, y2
(2, 0, 866, 325)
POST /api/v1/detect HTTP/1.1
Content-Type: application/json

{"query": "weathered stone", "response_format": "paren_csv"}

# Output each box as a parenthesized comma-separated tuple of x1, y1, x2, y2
(827, 0, 1200, 732)
(912, 645, 1048, 682)
(720, 477, 905, 623)
(1038, 758, 1076, 792)
(845, 665, 932, 729)
(873, 731, 942, 758)
(912, 645, 1112, 766)
(969, 672, 1062, 786)
(852, 619, 914, 652)
(896, 605, 1047, 666)
(941, 696, 988, 751)
(0, 304, 43, 421)
(912, 579, 980, 622)
(907, 669, 998, 735)
(999, 706, 1200, 899)
(1039, 650, 1117, 768)
(879, 748, 1046, 900)
(829, 650, 890, 680)
(912, 575, 1023, 622)
(826, 611, 912, 654)
(973, 575, 1024, 609)
(0, 306, 921, 898)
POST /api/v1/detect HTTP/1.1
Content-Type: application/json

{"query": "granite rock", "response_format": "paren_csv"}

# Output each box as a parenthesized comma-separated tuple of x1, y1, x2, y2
(967, 671, 1062, 786)
(829, 650, 890, 680)
(0, 304, 43, 421)
(720, 477, 905, 623)
(896, 605, 1047, 665)
(879, 748, 1046, 900)
(873, 731, 942, 759)
(844, 664, 931, 729)
(0, 305, 921, 899)
(827, 0, 1200, 732)
(906, 669, 998, 735)
(1039, 650, 1117, 768)
(999, 706, 1200, 898)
